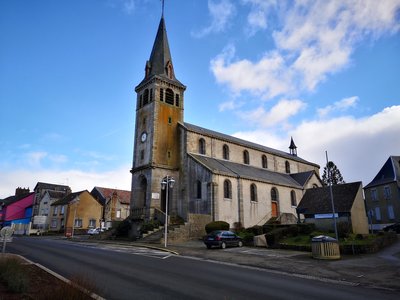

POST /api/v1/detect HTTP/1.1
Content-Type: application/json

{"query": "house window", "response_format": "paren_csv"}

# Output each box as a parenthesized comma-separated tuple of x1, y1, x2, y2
(196, 180, 202, 199)
(223, 144, 229, 160)
(74, 219, 83, 228)
(224, 180, 232, 199)
(60, 206, 64, 215)
(160, 88, 164, 102)
(243, 150, 250, 165)
(375, 207, 381, 221)
(53, 206, 58, 216)
(285, 161, 290, 174)
(371, 189, 378, 201)
(291, 190, 297, 206)
(165, 88, 174, 105)
(89, 219, 96, 228)
(199, 138, 206, 155)
(388, 205, 395, 220)
(51, 219, 57, 228)
(262, 155, 268, 169)
(175, 94, 180, 107)
(250, 184, 257, 202)
(384, 186, 391, 199)
(116, 209, 121, 218)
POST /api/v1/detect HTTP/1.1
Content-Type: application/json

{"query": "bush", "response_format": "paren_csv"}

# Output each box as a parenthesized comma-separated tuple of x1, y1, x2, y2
(238, 231, 255, 245)
(205, 221, 230, 234)
(141, 220, 161, 233)
(115, 219, 131, 237)
(245, 225, 263, 236)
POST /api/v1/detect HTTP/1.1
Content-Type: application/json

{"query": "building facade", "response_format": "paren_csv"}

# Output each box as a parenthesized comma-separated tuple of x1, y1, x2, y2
(130, 16, 321, 231)
(364, 156, 400, 230)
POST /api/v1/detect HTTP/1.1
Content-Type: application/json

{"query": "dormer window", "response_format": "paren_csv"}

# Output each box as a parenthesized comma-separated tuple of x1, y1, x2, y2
(166, 61, 174, 79)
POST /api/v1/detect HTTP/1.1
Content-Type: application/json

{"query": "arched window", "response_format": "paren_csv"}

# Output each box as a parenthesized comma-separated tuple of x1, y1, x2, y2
(262, 155, 268, 168)
(271, 187, 278, 202)
(150, 89, 153, 102)
(165, 88, 174, 105)
(160, 88, 164, 102)
(175, 94, 180, 107)
(250, 184, 257, 202)
(143, 89, 149, 105)
(243, 150, 250, 165)
(196, 180, 202, 199)
(285, 161, 290, 174)
(312, 184, 318, 188)
(199, 138, 206, 155)
(223, 144, 229, 160)
(224, 180, 232, 199)
(290, 190, 297, 206)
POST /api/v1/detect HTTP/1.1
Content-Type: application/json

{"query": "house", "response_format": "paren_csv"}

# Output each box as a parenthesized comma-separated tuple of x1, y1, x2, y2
(129, 15, 322, 235)
(50, 190, 103, 236)
(37, 190, 69, 231)
(297, 182, 369, 234)
(91, 187, 131, 229)
(0, 188, 35, 233)
(364, 156, 400, 230)
(32, 182, 71, 219)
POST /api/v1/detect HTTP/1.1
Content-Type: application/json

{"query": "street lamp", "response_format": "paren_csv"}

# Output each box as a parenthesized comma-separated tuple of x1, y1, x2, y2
(71, 197, 80, 238)
(161, 175, 175, 248)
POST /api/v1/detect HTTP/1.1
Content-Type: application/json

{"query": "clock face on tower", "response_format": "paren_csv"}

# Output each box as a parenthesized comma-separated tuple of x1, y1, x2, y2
(141, 132, 147, 143)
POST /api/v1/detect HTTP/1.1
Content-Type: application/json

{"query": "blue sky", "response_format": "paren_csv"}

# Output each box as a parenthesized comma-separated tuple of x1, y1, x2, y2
(1, 0, 399, 198)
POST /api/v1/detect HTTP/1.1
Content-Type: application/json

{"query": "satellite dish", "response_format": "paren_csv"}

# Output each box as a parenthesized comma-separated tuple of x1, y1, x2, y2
(0, 226, 14, 238)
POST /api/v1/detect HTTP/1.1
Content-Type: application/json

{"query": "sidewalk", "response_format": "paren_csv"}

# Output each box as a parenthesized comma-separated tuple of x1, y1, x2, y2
(163, 238, 400, 292)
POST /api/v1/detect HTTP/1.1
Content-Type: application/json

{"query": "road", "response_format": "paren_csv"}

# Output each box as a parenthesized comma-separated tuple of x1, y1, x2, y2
(7, 237, 398, 300)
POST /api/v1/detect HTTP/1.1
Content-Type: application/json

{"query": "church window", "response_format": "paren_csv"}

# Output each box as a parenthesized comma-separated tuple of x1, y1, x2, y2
(262, 155, 268, 168)
(140, 150, 144, 160)
(223, 144, 229, 160)
(285, 161, 290, 174)
(139, 95, 143, 108)
(167, 151, 171, 159)
(160, 88, 164, 102)
(175, 94, 180, 107)
(196, 180, 202, 199)
(243, 150, 250, 165)
(199, 138, 206, 155)
(165, 88, 174, 105)
(168, 116, 172, 124)
(271, 187, 278, 202)
(224, 180, 232, 199)
(150, 89, 153, 102)
(143, 89, 149, 105)
(290, 190, 297, 206)
(250, 184, 257, 202)
(142, 117, 146, 126)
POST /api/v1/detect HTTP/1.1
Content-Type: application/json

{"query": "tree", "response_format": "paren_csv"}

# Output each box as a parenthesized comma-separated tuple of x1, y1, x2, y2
(322, 161, 345, 185)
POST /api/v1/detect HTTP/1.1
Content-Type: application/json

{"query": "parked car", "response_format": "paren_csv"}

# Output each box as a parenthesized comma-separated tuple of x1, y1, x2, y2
(87, 227, 105, 235)
(383, 223, 400, 233)
(203, 230, 243, 249)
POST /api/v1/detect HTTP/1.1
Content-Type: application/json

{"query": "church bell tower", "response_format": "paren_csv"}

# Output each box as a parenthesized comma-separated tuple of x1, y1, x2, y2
(130, 15, 186, 221)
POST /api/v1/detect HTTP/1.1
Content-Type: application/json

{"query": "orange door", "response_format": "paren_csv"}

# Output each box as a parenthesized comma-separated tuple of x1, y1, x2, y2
(271, 202, 278, 217)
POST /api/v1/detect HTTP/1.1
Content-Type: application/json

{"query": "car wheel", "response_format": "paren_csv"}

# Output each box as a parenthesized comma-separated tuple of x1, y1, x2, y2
(221, 242, 226, 249)
(206, 245, 211, 249)
(238, 241, 243, 247)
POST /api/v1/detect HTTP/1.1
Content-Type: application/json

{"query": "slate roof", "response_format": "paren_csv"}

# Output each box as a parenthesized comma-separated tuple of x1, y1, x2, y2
(91, 187, 131, 205)
(51, 190, 87, 206)
(182, 122, 319, 168)
(189, 154, 302, 188)
(46, 190, 68, 199)
(290, 171, 316, 187)
(364, 156, 400, 189)
(34, 182, 71, 193)
(297, 182, 362, 214)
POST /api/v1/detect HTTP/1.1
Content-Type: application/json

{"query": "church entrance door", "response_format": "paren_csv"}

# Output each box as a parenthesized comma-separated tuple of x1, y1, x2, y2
(271, 201, 278, 218)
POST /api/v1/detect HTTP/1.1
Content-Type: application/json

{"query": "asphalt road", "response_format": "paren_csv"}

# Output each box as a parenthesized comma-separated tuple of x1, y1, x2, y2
(7, 237, 398, 300)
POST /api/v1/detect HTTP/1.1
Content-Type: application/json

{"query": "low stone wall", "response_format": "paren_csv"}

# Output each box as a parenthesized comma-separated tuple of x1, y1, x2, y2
(163, 214, 212, 244)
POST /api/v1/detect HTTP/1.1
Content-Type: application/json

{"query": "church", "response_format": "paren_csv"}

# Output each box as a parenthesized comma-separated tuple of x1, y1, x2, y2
(129, 15, 322, 233)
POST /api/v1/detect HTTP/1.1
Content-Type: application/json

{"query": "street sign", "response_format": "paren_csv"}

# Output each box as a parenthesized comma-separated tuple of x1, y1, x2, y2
(33, 216, 47, 225)
(1, 226, 14, 253)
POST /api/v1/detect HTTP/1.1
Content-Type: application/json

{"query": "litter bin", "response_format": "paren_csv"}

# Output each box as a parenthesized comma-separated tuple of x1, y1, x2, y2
(311, 235, 340, 260)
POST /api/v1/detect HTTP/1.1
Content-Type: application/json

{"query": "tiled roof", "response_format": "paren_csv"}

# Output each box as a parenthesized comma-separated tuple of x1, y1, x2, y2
(182, 122, 319, 168)
(297, 182, 362, 214)
(91, 187, 131, 205)
(364, 156, 400, 189)
(189, 154, 302, 188)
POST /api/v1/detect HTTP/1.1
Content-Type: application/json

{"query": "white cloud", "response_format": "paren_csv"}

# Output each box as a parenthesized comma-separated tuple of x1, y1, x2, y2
(211, 0, 400, 99)
(0, 165, 132, 199)
(238, 99, 306, 127)
(26, 151, 48, 168)
(241, 0, 277, 35)
(233, 105, 400, 186)
(317, 96, 359, 118)
(218, 99, 243, 112)
(192, 0, 236, 38)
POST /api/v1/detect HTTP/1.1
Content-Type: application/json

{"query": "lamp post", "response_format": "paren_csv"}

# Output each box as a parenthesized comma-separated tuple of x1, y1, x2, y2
(71, 197, 80, 238)
(161, 175, 175, 248)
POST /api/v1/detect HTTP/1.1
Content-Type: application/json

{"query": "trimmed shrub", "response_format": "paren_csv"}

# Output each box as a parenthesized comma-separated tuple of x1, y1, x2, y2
(238, 231, 255, 245)
(115, 219, 131, 237)
(245, 225, 264, 236)
(205, 221, 230, 234)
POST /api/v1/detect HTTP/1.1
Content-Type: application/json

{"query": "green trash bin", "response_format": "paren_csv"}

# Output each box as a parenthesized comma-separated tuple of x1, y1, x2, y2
(311, 235, 340, 260)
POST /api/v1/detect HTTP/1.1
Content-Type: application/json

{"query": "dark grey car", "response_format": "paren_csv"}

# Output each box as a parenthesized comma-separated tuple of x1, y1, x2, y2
(203, 230, 243, 249)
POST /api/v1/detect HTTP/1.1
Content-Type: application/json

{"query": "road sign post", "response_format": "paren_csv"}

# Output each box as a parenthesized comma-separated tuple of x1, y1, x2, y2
(1, 226, 14, 253)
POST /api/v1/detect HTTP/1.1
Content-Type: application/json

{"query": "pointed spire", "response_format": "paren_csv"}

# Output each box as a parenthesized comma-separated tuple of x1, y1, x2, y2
(289, 137, 297, 156)
(146, 17, 176, 80)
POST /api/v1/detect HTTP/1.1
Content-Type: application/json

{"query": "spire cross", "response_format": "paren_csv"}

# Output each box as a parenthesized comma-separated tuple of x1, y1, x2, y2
(161, 0, 165, 17)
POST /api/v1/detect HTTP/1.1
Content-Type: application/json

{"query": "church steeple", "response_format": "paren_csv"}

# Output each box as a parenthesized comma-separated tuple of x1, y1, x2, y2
(289, 137, 297, 156)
